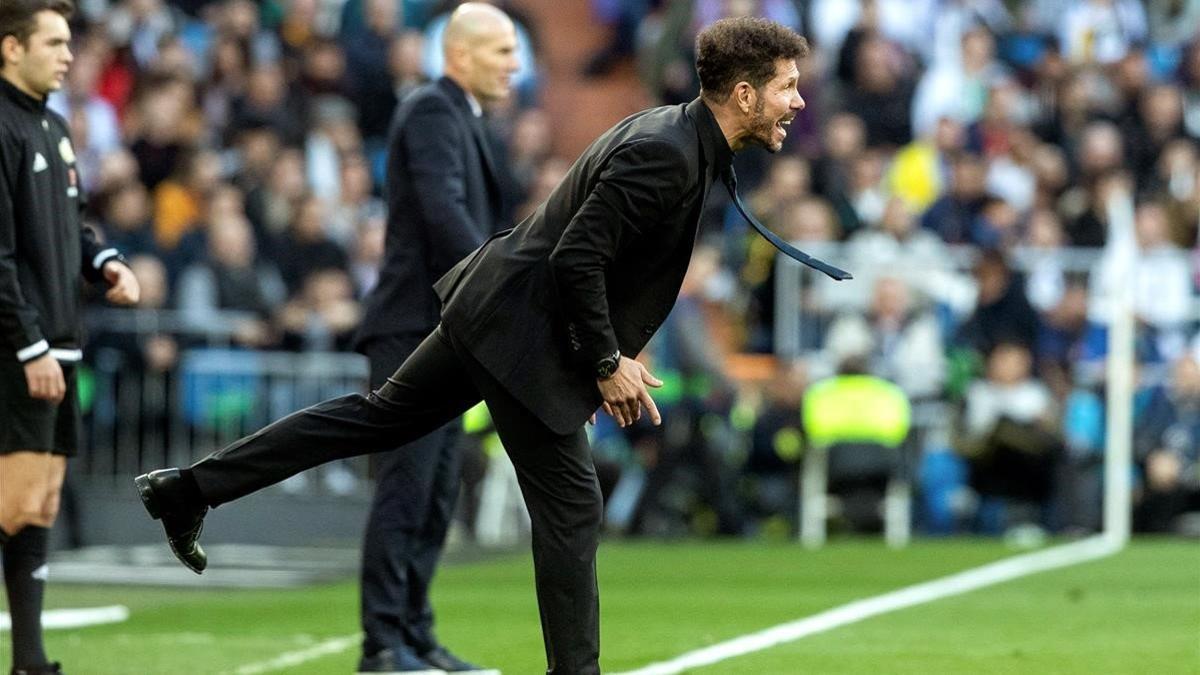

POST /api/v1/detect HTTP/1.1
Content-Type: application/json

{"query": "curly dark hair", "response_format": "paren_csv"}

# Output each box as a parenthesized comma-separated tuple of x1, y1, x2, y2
(0, 0, 73, 48)
(696, 17, 809, 102)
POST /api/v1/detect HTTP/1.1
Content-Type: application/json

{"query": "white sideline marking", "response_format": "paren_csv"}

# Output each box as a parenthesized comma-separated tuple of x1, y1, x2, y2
(615, 535, 1122, 675)
(228, 633, 361, 675)
(0, 605, 129, 631)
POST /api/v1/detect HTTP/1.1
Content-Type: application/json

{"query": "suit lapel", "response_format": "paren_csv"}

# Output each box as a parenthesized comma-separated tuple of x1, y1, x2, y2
(436, 77, 505, 221)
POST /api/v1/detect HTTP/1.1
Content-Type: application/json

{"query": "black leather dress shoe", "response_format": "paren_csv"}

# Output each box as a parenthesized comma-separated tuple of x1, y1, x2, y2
(11, 661, 63, 674)
(134, 469, 208, 574)
(421, 646, 498, 674)
(357, 647, 444, 674)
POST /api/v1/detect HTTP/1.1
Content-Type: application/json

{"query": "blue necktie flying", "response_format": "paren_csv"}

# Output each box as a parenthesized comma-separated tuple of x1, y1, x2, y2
(723, 168, 853, 281)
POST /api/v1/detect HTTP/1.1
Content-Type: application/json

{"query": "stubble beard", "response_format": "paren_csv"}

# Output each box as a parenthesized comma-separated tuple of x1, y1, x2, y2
(751, 98, 783, 153)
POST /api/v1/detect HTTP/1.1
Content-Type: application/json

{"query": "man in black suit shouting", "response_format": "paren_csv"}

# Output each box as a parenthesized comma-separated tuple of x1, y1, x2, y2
(352, 4, 514, 673)
(137, 17, 826, 675)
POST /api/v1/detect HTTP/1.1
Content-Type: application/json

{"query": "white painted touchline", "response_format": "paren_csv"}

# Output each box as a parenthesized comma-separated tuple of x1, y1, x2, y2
(0, 605, 129, 632)
(614, 535, 1122, 675)
(228, 633, 362, 675)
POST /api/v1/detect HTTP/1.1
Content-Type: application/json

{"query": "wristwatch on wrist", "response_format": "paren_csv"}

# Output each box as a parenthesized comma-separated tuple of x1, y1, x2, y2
(595, 350, 621, 380)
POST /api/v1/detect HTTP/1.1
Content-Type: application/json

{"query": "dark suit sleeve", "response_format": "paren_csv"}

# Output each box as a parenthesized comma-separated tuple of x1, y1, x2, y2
(548, 139, 689, 367)
(0, 127, 46, 362)
(397, 95, 488, 278)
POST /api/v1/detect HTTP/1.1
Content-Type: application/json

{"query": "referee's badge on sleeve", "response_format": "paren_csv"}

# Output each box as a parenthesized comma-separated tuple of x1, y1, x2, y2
(58, 136, 76, 164)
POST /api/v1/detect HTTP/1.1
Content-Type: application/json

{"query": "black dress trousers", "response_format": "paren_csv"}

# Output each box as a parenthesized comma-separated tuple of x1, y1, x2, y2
(360, 333, 464, 657)
(189, 326, 603, 675)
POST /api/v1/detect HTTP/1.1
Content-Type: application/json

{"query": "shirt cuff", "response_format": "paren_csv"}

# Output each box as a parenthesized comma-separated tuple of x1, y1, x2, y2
(16, 339, 49, 363)
(92, 248, 122, 270)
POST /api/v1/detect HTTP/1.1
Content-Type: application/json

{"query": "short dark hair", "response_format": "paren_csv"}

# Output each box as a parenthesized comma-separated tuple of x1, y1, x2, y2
(696, 17, 809, 102)
(0, 0, 73, 47)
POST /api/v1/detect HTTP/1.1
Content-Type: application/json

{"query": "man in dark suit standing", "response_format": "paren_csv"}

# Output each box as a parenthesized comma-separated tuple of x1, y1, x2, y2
(137, 17, 818, 675)
(352, 4, 514, 673)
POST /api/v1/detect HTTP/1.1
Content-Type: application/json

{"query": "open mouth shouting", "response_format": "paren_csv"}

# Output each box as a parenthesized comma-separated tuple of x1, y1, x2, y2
(776, 115, 794, 138)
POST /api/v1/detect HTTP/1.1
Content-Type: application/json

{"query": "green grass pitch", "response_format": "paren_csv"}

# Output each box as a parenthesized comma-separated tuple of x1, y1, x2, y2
(17, 539, 1200, 674)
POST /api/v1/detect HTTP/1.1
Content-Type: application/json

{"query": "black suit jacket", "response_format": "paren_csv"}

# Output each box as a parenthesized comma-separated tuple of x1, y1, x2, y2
(435, 98, 733, 434)
(356, 77, 505, 345)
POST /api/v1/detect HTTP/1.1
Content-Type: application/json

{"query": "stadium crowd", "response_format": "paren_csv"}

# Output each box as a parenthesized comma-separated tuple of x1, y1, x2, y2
(66, 0, 1199, 540)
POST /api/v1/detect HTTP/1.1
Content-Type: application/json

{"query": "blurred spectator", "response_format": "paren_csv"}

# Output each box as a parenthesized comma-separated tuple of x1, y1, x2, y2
(922, 151, 988, 244)
(201, 35, 250, 136)
(99, 181, 157, 258)
(153, 148, 222, 251)
(389, 29, 430, 104)
(1147, 0, 1200, 47)
(824, 276, 945, 400)
(106, 0, 185, 70)
(299, 37, 354, 102)
(1089, 200, 1194, 335)
(507, 108, 553, 202)
(838, 33, 914, 148)
(230, 62, 305, 145)
(349, 215, 386, 298)
(810, 112, 865, 208)
(327, 152, 386, 249)
(1035, 275, 1099, 399)
(1132, 355, 1200, 532)
(1030, 142, 1070, 212)
(846, 196, 955, 307)
(971, 195, 1023, 250)
(958, 342, 1062, 529)
(304, 96, 363, 203)
(833, 149, 888, 234)
(748, 155, 810, 218)
(1127, 84, 1188, 190)
(1158, 139, 1199, 247)
(1058, 0, 1148, 65)
(956, 249, 1041, 354)
(230, 124, 283, 192)
(245, 147, 308, 247)
(278, 269, 362, 352)
(1181, 41, 1200, 138)
(887, 116, 966, 213)
(985, 127, 1039, 213)
(342, 0, 401, 141)
(273, 194, 350, 295)
(912, 26, 1010, 140)
(176, 212, 285, 347)
(127, 75, 198, 189)
(1023, 207, 1070, 312)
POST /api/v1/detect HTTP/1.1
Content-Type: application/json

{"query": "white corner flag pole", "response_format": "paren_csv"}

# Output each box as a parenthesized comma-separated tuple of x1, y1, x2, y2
(1103, 187, 1136, 548)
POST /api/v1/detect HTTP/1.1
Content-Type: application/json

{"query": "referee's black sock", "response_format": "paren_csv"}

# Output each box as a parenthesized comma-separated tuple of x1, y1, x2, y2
(3, 525, 50, 668)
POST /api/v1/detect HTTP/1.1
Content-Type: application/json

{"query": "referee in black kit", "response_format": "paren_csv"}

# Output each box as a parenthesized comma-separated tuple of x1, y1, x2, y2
(0, 2, 140, 674)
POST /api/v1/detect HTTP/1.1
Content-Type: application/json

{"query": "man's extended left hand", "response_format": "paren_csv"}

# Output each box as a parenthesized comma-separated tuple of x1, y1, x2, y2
(103, 260, 140, 305)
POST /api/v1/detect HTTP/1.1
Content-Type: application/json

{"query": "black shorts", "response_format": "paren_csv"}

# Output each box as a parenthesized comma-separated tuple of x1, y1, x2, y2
(0, 360, 80, 457)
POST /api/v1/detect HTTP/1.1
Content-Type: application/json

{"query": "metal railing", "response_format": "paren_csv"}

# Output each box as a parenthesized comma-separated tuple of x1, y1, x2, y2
(78, 309, 371, 491)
